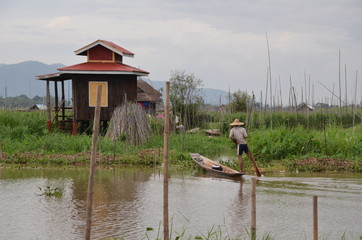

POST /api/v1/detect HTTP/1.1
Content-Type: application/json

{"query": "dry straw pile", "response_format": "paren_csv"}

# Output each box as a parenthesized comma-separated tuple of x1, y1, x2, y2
(106, 101, 152, 146)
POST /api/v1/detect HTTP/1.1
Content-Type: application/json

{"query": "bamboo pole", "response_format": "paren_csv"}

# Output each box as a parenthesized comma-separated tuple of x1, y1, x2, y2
(304, 71, 307, 104)
(247, 151, 262, 177)
(289, 76, 292, 112)
(265, 33, 273, 129)
(353, 70, 358, 131)
(331, 83, 335, 107)
(279, 77, 283, 111)
(250, 177, 256, 240)
(318, 81, 361, 119)
(163, 81, 170, 240)
(309, 75, 311, 105)
(264, 67, 269, 114)
(313, 196, 318, 240)
(85, 85, 102, 240)
(345, 64, 348, 115)
(339, 50, 342, 119)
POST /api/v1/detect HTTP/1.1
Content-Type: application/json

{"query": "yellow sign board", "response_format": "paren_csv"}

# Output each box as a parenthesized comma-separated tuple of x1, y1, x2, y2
(89, 81, 108, 107)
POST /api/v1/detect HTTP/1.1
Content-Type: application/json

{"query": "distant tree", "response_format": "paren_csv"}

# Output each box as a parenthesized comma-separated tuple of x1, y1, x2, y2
(227, 90, 249, 112)
(316, 102, 330, 108)
(169, 70, 203, 128)
(32, 95, 43, 103)
(0, 94, 61, 109)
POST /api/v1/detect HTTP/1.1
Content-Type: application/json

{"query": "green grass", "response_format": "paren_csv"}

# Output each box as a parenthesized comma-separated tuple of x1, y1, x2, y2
(0, 109, 361, 171)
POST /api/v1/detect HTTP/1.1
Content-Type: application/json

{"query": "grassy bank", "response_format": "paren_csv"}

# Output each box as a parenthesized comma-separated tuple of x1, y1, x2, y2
(0, 110, 361, 172)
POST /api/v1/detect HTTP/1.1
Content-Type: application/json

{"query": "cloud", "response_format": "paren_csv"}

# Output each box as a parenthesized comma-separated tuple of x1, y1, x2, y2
(0, 0, 361, 103)
(46, 16, 71, 28)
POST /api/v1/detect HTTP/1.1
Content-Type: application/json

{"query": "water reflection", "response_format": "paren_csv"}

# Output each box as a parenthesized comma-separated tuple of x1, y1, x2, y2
(0, 168, 361, 239)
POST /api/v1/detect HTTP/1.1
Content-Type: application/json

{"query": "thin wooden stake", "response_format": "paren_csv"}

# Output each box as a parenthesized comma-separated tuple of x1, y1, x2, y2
(163, 81, 170, 240)
(85, 85, 102, 240)
(313, 196, 318, 240)
(0, 141, 3, 159)
(250, 177, 256, 240)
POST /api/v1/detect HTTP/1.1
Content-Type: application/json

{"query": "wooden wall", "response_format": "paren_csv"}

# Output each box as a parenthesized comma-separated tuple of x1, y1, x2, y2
(72, 74, 137, 121)
(88, 45, 113, 61)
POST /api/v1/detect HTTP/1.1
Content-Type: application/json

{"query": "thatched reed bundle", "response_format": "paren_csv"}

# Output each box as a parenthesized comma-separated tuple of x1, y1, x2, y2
(106, 101, 151, 146)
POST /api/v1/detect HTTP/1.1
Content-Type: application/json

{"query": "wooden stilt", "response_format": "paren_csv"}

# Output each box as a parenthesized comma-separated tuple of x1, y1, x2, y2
(61, 80, 65, 121)
(46, 80, 51, 133)
(54, 81, 59, 125)
(72, 120, 77, 136)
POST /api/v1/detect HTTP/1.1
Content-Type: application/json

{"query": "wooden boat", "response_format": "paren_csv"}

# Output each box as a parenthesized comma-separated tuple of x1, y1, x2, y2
(204, 129, 220, 136)
(190, 153, 244, 178)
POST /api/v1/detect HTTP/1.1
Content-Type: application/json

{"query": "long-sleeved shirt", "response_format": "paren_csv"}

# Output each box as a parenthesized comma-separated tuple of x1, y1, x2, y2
(229, 126, 248, 145)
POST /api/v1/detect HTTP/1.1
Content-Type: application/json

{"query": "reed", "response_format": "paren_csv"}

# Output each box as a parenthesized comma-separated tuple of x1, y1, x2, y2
(0, 110, 361, 172)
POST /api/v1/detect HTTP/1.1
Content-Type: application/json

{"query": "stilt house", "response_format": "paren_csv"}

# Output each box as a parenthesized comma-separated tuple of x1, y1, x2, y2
(297, 103, 314, 113)
(36, 39, 149, 134)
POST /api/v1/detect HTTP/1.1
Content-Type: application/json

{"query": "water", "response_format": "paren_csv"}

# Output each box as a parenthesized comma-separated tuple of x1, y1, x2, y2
(0, 168, 361, 240)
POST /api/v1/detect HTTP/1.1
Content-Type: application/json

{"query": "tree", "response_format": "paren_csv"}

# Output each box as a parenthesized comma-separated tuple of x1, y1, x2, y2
(227, 90, 249, 112)
(169, 70, 203, 128)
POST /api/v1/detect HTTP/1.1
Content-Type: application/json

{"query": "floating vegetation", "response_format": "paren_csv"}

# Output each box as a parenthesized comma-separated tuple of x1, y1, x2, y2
(37, 186, 63, 198)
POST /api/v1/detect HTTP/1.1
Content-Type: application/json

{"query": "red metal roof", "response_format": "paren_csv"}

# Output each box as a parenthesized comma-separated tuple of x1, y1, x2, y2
(58, 62, 149, 75)
(74, 39, 134, 57)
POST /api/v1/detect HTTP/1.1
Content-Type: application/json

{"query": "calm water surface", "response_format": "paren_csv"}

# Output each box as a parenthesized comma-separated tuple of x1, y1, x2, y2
(0, 167, 361, 240)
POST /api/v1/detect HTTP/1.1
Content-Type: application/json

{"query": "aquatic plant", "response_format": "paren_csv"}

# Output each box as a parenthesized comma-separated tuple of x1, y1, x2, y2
(37, 186, 63, 198)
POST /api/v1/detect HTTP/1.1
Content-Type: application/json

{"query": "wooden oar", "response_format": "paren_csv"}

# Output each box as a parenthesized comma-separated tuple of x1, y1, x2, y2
(247, 150, 262, 177)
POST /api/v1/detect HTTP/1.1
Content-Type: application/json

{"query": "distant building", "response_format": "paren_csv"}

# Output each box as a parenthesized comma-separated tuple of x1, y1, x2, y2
(297, 103, 314, 113)
(137, 79, 162, 115)
(29, 104, 47, 111)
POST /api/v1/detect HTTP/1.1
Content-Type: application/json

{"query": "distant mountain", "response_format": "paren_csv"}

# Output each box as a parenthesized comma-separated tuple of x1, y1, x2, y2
(141, 79, 229, 105)
(0, 61, 228, 105)
(0, 61, 65, 97)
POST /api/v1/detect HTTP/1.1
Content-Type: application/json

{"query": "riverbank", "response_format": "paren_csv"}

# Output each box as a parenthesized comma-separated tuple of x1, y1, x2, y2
(1, 147, 361, 174)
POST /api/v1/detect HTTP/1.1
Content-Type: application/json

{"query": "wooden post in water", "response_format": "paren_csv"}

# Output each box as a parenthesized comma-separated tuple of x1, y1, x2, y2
(46, 80, 51, 133)
(313, 196, 318, 240)
(0, 141, 3, 159)
(251, 177, 256, 240)
(85, 85, 102, 240)
(163, 81, 170, 240)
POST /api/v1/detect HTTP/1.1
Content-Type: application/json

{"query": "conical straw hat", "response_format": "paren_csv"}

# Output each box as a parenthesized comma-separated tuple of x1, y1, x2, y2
(230, 119, 244, 126)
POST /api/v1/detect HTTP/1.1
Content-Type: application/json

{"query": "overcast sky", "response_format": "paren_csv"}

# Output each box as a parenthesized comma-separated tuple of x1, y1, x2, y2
(1, 0, 361, 105)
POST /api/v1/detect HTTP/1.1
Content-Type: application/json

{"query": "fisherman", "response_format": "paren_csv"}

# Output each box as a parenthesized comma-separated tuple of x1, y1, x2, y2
(229, 119, 248, 172)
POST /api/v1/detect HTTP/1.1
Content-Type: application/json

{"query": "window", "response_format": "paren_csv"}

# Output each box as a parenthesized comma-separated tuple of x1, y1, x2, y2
(89, 81, 108, 107)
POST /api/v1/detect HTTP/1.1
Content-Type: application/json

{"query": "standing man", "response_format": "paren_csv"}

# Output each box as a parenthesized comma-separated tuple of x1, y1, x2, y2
(229, 119, 262, 176)
(229, 119, 248, 172)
